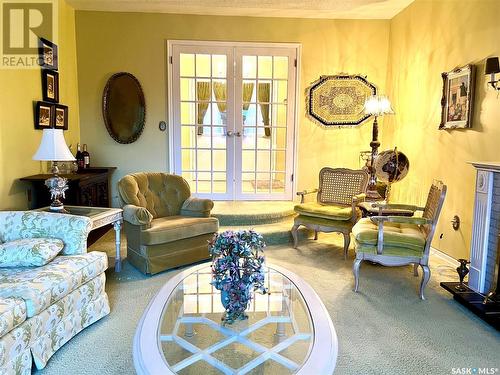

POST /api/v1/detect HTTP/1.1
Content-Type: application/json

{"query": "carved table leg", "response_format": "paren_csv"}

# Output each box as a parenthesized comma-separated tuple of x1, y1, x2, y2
(114, 220, 122, 272)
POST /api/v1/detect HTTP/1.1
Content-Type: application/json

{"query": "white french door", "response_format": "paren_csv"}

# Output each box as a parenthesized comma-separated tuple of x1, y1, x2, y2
(170, 41, 298, 200)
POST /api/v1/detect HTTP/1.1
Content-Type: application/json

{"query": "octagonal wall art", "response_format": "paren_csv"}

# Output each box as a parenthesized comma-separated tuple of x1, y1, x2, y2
(306, 75, 377, 127)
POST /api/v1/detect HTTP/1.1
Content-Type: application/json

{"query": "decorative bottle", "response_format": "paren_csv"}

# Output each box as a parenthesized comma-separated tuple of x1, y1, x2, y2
(76, 143, 84, 170)
(82, 144, 90, 169)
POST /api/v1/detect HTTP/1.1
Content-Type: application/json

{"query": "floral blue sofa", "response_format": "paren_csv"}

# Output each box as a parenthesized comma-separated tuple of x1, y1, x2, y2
(0, 211, 110, 374)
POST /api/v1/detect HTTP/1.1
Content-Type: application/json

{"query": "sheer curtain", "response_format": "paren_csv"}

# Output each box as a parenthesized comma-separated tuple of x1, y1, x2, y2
(258, 83, 271, 137)
(196, 81, 211, 135)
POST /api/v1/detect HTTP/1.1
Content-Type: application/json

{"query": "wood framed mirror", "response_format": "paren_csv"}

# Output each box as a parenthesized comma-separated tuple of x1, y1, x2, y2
(102, 72, 146, 144)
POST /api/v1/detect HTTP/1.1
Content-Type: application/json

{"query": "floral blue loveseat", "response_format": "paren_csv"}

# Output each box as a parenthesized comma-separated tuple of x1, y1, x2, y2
(0, 211, 110, 374)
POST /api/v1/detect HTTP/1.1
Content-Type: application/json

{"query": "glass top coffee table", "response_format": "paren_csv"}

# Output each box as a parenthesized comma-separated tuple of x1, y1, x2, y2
(133, 263, 337, 374)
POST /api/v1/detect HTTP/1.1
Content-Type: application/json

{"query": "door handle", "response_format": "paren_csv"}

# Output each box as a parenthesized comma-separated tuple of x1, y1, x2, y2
(226, 131, 234, 137)
(235, 131, 241, 137)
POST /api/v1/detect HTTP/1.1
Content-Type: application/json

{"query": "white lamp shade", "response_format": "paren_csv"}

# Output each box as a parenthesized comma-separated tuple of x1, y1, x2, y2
(364, 95, 394, 116)
(33, 129, 75, 161)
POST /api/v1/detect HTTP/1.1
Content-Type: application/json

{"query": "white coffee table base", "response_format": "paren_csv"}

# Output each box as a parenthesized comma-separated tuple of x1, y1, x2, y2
(133, 262, 338, 374)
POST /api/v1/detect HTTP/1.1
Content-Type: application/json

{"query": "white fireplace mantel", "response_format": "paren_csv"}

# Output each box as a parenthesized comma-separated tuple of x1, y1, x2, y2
(468, 161, 500, 294)
(469, 161, 500, 172)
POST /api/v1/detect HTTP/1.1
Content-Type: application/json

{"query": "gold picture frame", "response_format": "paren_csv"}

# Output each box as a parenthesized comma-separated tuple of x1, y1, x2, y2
(439, 64, 476, 130)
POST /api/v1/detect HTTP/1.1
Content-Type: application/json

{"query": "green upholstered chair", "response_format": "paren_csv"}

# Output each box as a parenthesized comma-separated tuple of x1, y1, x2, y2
(291, 167, 369, 258)
(118, 172, 219, 275)
(352, 181, 447, 299)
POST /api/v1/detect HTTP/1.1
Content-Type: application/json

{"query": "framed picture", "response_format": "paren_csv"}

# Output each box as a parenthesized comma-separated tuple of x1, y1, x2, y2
(38, 38, 58, 70)
(439, 64, 476, 130)
(41, 70, 59, 102)
(34, 101, 54, 129)
(54, 104, 68, 130)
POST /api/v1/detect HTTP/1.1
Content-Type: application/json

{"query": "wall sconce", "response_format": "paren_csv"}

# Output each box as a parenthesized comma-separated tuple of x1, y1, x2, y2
(485, 57, 500, 90)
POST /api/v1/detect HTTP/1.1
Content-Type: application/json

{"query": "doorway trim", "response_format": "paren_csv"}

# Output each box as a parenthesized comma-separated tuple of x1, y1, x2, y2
(166, 40, 301, 200)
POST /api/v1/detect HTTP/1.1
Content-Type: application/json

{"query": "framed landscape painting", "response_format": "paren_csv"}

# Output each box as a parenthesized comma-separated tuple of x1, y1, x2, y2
(439, 64, 476, 130)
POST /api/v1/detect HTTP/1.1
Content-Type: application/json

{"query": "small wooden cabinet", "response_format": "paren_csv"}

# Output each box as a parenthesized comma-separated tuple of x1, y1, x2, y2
(21, 167, 116, 209)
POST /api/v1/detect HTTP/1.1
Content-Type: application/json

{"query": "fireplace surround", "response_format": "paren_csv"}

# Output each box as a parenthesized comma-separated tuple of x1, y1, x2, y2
(441, 162, 500, 330)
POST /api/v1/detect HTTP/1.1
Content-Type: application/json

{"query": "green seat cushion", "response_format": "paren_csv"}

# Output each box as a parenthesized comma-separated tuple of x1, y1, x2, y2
(295, 214, 354, 230)
(355, 243, 424, 257)
(142, 216, 219, 245)
(352, 217, 425, 252)
(294, 202, 352, 221)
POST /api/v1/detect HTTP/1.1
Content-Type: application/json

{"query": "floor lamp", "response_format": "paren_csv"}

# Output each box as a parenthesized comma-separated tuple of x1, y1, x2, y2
(363, 95, 394, 200)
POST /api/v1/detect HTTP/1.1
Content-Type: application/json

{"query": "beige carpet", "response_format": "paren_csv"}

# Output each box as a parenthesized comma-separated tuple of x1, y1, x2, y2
(37, 231, 500, 375)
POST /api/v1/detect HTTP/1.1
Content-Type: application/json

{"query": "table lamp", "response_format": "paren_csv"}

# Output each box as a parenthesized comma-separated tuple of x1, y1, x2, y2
(32, 129, 75, 212)
(364, 95, 394, 200)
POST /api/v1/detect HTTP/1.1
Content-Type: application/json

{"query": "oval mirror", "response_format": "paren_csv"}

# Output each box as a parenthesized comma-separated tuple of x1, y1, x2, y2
(102, 72, 146, 144)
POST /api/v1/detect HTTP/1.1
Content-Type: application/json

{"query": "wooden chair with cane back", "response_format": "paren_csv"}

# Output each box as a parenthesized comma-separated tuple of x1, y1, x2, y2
(291, 167, 369, 259)
(352, 180, 447, 299)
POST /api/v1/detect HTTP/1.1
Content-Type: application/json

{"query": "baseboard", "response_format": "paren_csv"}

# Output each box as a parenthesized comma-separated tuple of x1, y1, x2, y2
(430, 247, 459, 267)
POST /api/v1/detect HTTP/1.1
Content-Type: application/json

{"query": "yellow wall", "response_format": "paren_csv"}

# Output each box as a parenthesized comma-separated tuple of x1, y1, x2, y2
(0, 0, 80, 209)
(74, 12, 390, 205)
(385, 0, 500, 258)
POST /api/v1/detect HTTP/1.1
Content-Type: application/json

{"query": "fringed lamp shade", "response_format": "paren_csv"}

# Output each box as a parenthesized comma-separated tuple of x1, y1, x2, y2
(364, 95, 394, 117)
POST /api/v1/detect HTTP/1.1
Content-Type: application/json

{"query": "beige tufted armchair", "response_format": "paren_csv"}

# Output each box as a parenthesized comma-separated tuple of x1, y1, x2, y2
(117, 172, 219, 274)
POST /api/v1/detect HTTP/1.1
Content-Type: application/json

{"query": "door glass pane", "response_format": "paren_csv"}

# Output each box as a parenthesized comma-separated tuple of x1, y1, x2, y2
(273, 57, 288, 79)
(271, 150, 286, 172)
(213, 172, 226, 193)
(257, 133, 270, 149)
(242, 128, 256, 149)
(257, 150, 270, 172)
(273, 104, 287, 126)
(271, 172, 286, 193)
(181, 103, 196, 125)
(258, 56, 272, 79)
(181, 126, 196, 148)
(197, 172, 211, 193)
(244, 104, 257, 126)
(242, 150, 255, 171)
(256, 172, 271, 192)
(180, 54, 195, 77)
(212, 103, 226, 126)
(196, 54, 211, 77)
(180, 78, 196, 101)
(197, 150, 211, 171)
(272, 127, 286, 149)
(197, 128, 211, 148)
(273, 80, 287, 104)
(242, 173, 255, 193)
(243, 56, 257, 78)
(242, 80, 256, 103)
(212, 55, 226, 78)
(212, 127, 226, 148)
(213, 150, 226, 171)
(181, 149, 195, 171)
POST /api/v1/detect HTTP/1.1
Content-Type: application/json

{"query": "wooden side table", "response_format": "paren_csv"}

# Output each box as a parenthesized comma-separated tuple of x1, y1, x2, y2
(35, 206, 124, 272)
(21, 167, 116, 209)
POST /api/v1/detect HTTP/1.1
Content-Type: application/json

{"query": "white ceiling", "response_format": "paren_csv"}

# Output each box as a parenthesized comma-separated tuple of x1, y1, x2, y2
(67, 0, 414, 19)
